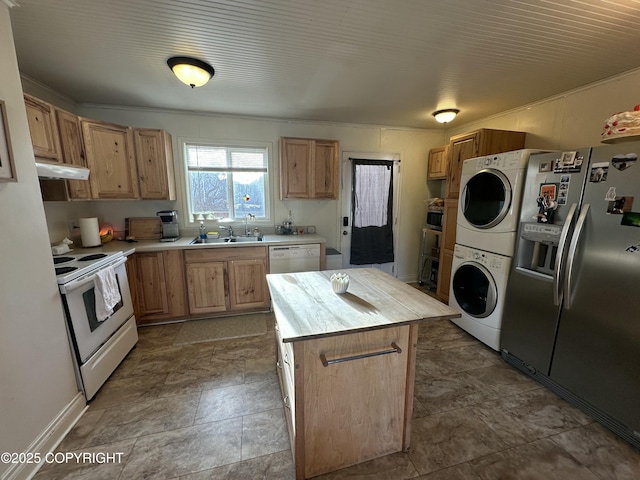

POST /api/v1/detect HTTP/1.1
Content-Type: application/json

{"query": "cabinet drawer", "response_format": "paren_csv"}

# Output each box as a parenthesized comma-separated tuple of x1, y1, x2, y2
(184, 246, 267, 263)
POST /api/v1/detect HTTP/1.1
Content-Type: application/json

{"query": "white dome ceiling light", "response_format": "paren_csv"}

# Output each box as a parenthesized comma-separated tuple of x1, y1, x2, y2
(432, 108, 460, 124)
(167, 56, 215, 88)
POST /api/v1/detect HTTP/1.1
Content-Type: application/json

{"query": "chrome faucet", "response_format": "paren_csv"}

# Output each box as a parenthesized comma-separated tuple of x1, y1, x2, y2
(219, 225, 234, 237)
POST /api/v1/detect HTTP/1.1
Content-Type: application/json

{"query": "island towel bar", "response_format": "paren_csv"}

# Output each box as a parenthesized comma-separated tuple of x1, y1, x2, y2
(320, 342, 402, 367)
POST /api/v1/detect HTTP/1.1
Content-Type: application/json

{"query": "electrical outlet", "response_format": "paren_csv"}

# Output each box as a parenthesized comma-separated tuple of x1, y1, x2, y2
(307, 225, 316, 234)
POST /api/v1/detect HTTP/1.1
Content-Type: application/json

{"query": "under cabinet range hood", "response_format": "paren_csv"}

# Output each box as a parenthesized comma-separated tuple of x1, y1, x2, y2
(36, 162, 90, 180)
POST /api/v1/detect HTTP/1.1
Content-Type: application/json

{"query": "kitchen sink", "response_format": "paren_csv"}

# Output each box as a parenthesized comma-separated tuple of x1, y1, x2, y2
(189, 236, 263, 245)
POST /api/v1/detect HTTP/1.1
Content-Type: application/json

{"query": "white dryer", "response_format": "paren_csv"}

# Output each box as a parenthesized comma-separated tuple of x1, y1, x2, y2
(457, 149, 546, 257)
(448, 244, 511, 351)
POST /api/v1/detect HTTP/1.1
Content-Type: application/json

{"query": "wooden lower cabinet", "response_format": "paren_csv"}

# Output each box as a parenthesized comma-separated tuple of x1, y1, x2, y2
(228, 259, 269, 310)
(184, 246, 269, 315)
(436, 198, 459, 302)
(276, 321, 416, 479)
(185, 261, 227, 314)
(130, 250, 188, 324)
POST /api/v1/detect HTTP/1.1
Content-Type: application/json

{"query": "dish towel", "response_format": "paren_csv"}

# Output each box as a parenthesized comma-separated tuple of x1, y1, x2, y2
(94, 266, 121, 322)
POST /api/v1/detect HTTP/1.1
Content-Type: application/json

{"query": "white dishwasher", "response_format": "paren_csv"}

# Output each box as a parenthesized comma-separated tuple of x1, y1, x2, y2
(268, 244, 321, 273)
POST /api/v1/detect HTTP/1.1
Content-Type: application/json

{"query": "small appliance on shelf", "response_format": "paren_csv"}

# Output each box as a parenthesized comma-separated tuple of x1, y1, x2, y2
(426, 197, 444, 231)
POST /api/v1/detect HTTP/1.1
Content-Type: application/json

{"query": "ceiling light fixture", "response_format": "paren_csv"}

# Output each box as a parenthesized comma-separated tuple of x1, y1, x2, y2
(167, 56, 215, 88)
(432, 108, 460, 124)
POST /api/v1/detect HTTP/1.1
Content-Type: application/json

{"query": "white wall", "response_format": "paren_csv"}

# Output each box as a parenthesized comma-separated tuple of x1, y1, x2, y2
(445, 67, 640, 150)
(0, 4, 82, 480)
(68, 105, 446, 280)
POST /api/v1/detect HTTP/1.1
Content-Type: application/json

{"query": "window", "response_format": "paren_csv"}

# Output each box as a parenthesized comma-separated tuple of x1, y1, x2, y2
(184, 143, 270, 222)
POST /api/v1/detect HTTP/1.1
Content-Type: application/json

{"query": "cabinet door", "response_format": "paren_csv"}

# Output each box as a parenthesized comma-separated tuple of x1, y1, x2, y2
(311, 140, 339, 199)
(185, 261, 228, 314)
(134, 128, 176, 200)
(228, 258, 269, 311)
(24, 94, 62, 162)
(436, 199, 458, 302)
(82, 119, 139, 199)
(56, 109, 91, 200)
(428, 145, 448, 180)
(134, 252, 169, 317)
(281, 137, 311, 199)
(446, 133, 478, 198)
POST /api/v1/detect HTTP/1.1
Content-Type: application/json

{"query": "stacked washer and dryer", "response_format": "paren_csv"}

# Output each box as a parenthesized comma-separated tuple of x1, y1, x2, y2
(448, 149, 546, 351)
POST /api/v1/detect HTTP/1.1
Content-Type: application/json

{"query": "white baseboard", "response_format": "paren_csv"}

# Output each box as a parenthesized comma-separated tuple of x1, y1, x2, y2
(1, 393, 87, 480)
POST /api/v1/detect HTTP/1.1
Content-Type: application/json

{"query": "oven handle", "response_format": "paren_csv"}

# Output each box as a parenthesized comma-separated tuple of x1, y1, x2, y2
(59, 256, 128, 294)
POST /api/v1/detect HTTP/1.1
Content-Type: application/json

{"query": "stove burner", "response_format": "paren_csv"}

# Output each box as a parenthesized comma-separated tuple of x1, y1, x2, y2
(55, 266, 78, 275)
(53, 256, 75, 264)
(78, 253, 107, 262)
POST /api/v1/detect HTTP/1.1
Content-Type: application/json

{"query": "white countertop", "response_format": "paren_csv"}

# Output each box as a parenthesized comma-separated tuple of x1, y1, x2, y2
(66, 233, 327, 256)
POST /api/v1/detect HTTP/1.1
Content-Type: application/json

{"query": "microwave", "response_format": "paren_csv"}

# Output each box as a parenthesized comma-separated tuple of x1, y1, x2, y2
(426, 209, 444, 231)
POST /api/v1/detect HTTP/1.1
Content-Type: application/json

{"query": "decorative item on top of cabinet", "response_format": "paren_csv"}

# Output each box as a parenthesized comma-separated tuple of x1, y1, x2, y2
(23, 93, 62, 162)
(133, 128, 177, 200)
(81, 118, 139, 199)
(280, 136, 340, 199)
(436, 128, 526, 302)
(427, 144, 448, 180)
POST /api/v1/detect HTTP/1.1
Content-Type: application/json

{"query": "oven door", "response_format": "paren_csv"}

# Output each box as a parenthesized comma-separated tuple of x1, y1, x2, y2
(59, 256, 134, 363)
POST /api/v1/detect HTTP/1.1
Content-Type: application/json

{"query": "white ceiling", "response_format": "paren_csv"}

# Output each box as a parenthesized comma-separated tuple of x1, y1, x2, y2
(9, 0, 640, 129)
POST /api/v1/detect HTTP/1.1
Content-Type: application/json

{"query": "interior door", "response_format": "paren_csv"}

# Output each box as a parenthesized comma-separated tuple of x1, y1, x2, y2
(340, 151, 400, 275)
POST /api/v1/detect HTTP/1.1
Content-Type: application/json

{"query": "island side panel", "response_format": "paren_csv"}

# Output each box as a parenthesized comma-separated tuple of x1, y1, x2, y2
(301, 325, 410, 478)
(402, 323, 420, 450)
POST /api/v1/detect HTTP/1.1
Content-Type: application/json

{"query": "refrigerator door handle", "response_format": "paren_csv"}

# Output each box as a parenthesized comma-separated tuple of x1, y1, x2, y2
(564, 203, 590, 310)
(553, 202, 577, 306)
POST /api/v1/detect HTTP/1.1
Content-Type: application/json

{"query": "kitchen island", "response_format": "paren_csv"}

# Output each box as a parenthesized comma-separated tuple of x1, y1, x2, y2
(266, 268, 460, 479)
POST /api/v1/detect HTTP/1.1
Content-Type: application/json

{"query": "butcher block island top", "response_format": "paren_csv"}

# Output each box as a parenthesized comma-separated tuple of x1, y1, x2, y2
(267, 268, 459, 342)
(266, 268, 460, 480)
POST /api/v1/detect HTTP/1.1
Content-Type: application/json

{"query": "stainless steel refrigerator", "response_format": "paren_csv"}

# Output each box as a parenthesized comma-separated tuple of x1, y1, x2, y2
(501, 143, 640, 448)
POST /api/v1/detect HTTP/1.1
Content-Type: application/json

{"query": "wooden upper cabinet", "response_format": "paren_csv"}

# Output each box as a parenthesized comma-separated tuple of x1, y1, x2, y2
(56, 108, 92, 200)
(280, 137, 339, 200)
(24, 93, 62, 162)
(428, 145, 448, 180)
(81, 119, 139, 199)
(446, 129, 526, 199)
(133, 128, 176, 200)
(311, 140, 340, 199)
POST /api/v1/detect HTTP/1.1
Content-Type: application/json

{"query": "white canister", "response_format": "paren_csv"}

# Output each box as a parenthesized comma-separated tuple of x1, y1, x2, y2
(79, 217, 101, 247)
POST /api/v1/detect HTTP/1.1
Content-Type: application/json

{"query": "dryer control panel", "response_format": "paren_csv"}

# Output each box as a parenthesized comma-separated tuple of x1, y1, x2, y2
(453, 244, 511, 275)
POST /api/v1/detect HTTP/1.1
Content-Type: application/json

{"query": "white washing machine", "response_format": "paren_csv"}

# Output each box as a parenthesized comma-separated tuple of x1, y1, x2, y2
(457, 149, 547, 257)
(448, 244, 511, 351)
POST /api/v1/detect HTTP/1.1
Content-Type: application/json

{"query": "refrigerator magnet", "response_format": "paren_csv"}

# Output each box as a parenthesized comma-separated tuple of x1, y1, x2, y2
(621, 212, 640, 228)
(611, 153, 637, 171)
(607, 196, 634, 215)
(605, 186, 617, 201)
(589, 162, 609, 183)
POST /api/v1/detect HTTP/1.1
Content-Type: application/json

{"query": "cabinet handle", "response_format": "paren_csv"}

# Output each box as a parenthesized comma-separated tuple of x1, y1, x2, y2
(320, 342, 402, 367)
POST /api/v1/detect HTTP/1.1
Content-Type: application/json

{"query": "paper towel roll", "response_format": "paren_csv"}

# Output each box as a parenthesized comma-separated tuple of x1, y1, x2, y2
(79, 217, 101, 247)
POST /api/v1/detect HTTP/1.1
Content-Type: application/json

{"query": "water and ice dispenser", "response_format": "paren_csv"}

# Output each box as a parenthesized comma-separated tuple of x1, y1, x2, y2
(516, 222, 563, 275)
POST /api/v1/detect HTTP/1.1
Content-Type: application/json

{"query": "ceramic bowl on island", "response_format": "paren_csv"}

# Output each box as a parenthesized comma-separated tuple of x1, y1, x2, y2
(330, 273, 349, 294)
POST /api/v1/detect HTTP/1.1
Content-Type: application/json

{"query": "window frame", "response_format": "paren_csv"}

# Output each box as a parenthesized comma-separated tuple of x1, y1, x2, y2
(180, 139, 273, 225)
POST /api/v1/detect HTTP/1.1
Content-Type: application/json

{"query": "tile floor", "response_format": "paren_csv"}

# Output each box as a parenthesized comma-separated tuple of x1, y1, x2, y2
(35, 311, 640, 479)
